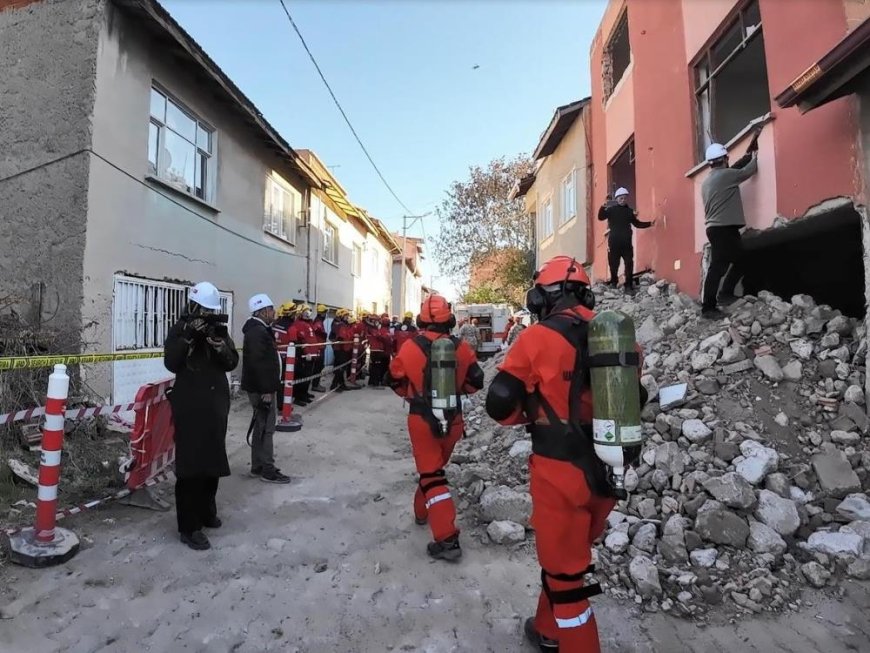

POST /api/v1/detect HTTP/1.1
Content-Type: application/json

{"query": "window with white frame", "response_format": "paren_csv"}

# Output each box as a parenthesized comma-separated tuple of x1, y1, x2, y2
(540, 198, 554, 239)
(148, 86, 214, 201)
(694, 0, 768, 160)
(323, 222, 339, 265)
(561, 172, 576, 224)
(352, 243, 363, 276)
(263, 174, 297, 243)
(113, 276, 231, 351)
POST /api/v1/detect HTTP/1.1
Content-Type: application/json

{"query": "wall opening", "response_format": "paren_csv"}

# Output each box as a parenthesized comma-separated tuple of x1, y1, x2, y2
(741, 203, 865, 318)
(603, 11, 630, 99)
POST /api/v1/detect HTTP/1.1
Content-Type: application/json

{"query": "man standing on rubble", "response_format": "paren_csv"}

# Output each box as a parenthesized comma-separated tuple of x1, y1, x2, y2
(597, 187, 654, 292)
(164, 281, 238, 551)
(701, 129, 760, 319)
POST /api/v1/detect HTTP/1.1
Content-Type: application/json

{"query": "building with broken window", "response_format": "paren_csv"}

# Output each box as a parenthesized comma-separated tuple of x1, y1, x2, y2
(0, 0, 398, 404)
(589, 0, 870, 316)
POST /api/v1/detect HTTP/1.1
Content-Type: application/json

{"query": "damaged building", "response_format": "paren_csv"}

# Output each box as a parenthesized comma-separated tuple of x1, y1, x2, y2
(587, 0, 870, 319)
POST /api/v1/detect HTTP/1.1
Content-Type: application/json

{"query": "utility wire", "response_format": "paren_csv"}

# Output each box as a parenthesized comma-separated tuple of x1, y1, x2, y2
(277, 0, 413, 216)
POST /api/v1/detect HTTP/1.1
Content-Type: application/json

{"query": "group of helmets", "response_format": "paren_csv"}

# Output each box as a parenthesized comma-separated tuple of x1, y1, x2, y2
(277, 302, 329, 319)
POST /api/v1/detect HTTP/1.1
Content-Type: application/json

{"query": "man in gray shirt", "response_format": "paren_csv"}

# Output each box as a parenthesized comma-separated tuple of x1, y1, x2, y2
(700, 131, 760, 318)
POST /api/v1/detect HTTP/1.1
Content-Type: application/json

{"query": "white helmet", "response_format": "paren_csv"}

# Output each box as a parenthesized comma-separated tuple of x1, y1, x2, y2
(705, 143, 728, 162)
(249, 293, 274, 314)
(614, 187, 630, 198)
(189, 282, 221, 311)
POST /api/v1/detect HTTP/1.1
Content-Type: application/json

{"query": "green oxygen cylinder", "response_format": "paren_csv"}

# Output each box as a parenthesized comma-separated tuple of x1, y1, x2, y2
(587, 310, 643, 499)
(430, 338, 458, 412)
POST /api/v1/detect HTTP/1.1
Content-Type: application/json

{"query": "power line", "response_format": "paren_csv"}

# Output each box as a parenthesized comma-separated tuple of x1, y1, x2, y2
(277, 0, 413, 216)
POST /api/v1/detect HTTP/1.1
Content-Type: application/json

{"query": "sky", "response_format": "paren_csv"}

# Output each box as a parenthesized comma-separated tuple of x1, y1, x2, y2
(162, 0, 607, 293)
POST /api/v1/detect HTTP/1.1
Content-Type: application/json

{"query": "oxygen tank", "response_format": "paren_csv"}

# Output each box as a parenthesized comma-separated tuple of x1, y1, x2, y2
(587, 310, 643, 499)
(430, 338, 458, 412)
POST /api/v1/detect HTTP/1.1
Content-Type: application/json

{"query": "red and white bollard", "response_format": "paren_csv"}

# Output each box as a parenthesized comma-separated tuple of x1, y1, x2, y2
(8, 364, 80, 567)
(276, 344, 302, 432)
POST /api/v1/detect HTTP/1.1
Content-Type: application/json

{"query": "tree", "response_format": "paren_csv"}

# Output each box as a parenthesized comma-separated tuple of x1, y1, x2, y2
(461, 285, 508, 305)
(434, 154, 535, 304)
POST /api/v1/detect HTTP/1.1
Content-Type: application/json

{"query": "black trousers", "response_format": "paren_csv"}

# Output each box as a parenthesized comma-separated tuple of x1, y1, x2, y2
(703, 225, 744, 311)
(176, 477, 218, 534)
(608, 239, 634, 287)
(331, 350, 350, 389)
(296, 356, 313, 401)
(369, 351, 389, 386)
(311, 353, 325, 387)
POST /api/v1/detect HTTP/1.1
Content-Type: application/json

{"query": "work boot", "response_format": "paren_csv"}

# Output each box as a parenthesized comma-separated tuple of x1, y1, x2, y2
(203, 516, 222, 529)
(180, 531, 211, 551)
(261, 470, 291, 484)
(524, 617, 558, 650)
(427, 535, 462, 561)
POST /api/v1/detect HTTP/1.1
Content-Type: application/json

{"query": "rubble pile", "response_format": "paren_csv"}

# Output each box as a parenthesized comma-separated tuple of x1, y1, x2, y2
(452, 275, 870, 618)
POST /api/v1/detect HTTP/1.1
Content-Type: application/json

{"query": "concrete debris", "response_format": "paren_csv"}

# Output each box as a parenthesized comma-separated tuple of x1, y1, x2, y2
(453, 275, 870, 620)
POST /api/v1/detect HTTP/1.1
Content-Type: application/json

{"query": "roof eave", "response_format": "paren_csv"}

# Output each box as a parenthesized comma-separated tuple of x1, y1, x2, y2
(532, 98, 590, 161)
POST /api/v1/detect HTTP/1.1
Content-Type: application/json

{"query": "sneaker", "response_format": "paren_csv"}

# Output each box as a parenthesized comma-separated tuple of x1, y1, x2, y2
(524, 617, 558, 650)
(180, 530, 211, 551)
(427, 535, 462, 561)
(261, 470, 291, 484)
(203, 517, 222, 529)
(701, 308, 727, 320)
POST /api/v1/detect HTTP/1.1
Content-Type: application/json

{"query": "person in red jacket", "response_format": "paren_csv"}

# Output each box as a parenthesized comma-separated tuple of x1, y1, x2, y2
(329, 310, 357, 391)
(386, 295, 485, 561)
(393, 311, 418, 356)
(368, 314, 394, 387)
(288, 304, 318, 405)
(311, 304, 329, 392)
(485, 256, 647, 653)
(352, 313, 369, 381)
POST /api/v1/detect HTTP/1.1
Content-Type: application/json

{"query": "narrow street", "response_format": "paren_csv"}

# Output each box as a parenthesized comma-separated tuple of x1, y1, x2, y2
(0, 387, 867, 653)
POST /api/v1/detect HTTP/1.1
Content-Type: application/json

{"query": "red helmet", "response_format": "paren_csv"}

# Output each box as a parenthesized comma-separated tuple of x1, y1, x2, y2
(419, 294, 453, 324)
(534, 255, 590, 287)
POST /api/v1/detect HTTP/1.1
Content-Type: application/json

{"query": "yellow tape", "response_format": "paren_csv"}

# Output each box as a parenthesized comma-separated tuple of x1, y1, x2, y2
(0, 351, 163, 371)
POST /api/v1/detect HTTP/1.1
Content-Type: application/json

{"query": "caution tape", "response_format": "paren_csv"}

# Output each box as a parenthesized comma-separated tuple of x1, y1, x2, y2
(0, 341, 359, 371)
(2, 470, 175, 538)
(0, 389, 169, 427)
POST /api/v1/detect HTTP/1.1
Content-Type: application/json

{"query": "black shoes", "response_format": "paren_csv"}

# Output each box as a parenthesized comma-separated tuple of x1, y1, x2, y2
(427, 535, 462, 561)
(261, 470, 291, 484)
(203, 517, 222, 529)
(701, 308, 727, 320)
(180, 530, 211, 551)
(524, 617, 558, 650)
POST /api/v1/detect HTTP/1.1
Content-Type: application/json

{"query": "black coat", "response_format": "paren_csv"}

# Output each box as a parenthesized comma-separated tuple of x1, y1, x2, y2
(241, 317, 282, 394)
(164, 321, 239, 479)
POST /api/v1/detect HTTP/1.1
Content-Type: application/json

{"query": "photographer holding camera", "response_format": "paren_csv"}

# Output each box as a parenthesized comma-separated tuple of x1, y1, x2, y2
(164, 281, 239, 551)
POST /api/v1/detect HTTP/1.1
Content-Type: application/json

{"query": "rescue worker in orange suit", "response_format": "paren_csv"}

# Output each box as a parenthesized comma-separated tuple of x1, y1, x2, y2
(393, 311, 418, 356)
(311, 304, 329, 392)
(368, 314, 393, 387)
(485, 256, 647, 652)
(271, 301, 297, 411)
(288, 305, 318, 405)
(386, 295, 485, 561)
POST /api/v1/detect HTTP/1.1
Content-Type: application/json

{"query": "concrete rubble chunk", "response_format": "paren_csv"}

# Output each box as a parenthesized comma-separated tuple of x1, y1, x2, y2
(682, 419, 713, 443)
(632, 523, 657, 553)
(700, 330, 731, 351)
(811, 451, 861, 498)
(789, 339, 814, 360)
(658, 515, 689, 564)
(844, 385, 865, 405)
(508, 439, 532, 458)
(637, 315, 665, 347)
(629, 555, 662, 597)
(486, 520, 526, 544)
(754, 355, 783, 381)
(782, 360, 803, 381)
(836, 494, 870, 521)
(800, 561, 831, 588)
(604, 530, 630, 554)
(827, 315, 852, 336)
(748, 520, 787, 554)
(736, 440, 779, 485)
(702, 472, 756, 510)
(805, 531, 863, 557)
(655, 441, 685, 475)
(754, 490, 800, 536)
(479, 486, 532, 527)
(690, 548, 718, 568)
(691, 351, 718, 371)
(695, 508, 749, 547)
(831, 430, 860, 445)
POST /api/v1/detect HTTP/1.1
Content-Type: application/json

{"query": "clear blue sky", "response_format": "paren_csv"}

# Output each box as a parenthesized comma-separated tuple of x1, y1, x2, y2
(163, 0, 606, 288)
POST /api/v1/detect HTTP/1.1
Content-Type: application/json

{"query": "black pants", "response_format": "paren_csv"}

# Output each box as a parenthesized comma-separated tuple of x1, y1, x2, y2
(296, 356, 313, 401)
(176, 477, 218, 534)
(703, 225, 744, 311)
(331, 350, 350, 389)
(608, 240, 634, 288)
(369, 351, 388, 386)
(311, 353, 325, 387)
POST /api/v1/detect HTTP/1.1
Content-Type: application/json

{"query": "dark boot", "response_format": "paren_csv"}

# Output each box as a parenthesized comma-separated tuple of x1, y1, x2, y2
(427, 535, 462, 561)
(524, 617, 558, 650)
(180, 531, 211, 551)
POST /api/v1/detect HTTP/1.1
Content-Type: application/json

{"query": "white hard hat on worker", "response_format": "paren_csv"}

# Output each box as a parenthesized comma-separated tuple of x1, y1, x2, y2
(705, 143, 728, 163)
(189, 282, 222, 311)
(248, 293, 274, 314)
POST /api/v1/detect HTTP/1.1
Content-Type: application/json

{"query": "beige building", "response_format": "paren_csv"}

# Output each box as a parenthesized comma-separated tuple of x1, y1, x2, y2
(511, 99, 591, 269)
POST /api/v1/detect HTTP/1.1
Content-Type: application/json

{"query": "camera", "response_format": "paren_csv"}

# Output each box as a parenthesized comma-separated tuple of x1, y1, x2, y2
(183, 313, 229, 340)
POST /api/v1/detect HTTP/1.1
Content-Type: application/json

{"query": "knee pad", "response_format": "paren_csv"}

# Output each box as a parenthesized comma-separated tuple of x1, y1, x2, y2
(418, 469, 447, 494)
(541, 566, 602, 605)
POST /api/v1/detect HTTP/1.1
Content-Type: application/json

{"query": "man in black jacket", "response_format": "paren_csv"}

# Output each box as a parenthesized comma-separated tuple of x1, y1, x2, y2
(164, 281, 239, 551)
(597, 187, 654, 291)
(241, 293, 291, 484)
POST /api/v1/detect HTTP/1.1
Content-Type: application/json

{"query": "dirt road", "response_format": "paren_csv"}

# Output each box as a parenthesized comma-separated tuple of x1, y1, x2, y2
(1, 386, 868, 652)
